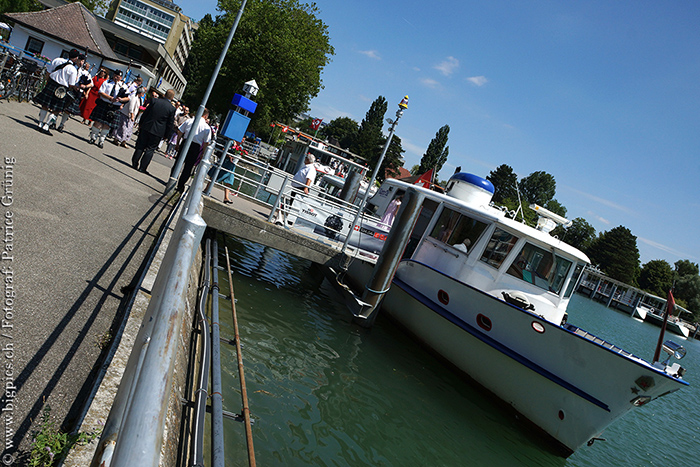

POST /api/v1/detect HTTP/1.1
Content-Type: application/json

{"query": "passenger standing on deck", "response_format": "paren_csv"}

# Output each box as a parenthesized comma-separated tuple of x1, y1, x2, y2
(131, 88, 176, 174)
(275, 153, 316, 225)
(87, 69, 129, 148)
(32, 49, 85, 135)
(175, 108, 212, 192)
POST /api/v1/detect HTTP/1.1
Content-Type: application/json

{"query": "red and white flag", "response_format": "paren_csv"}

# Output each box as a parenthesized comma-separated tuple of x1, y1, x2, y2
(310, 118, 323, 131)
(414, 169, 434, 188)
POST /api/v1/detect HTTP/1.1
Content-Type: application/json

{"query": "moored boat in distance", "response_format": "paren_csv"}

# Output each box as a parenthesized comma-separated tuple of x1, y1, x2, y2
(633, 303, 652, 320)
(644, 308, 690, 338)
(346, 173, 689, 456)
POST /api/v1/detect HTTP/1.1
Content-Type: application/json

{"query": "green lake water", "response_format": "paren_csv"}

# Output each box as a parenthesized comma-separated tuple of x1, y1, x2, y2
(209, 235, 700, 466)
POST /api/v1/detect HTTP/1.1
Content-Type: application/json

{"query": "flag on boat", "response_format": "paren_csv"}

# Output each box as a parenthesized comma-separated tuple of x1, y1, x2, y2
(310, 118, 323, 130)
(653, 289, 676, 362)
(414, 169, 434, 188)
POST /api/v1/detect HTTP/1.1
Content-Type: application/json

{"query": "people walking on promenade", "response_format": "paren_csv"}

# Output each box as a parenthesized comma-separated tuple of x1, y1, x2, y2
(175, 108, 212, 192)
(32, 48, 85, 135)
(166, 105, 189, 159)
(80, 68, 107, 126)
(56, 61, 93, 132)
(87, 69, 128, 148)
(114, 86, 145, 147)
(131, 88, 176, 173)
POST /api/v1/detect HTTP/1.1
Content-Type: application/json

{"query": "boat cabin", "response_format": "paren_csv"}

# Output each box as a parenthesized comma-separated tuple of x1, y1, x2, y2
(375, 173, 590, 325)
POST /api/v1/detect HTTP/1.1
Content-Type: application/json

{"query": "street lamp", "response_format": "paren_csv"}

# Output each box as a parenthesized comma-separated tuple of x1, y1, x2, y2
(342, 95, 408, 253)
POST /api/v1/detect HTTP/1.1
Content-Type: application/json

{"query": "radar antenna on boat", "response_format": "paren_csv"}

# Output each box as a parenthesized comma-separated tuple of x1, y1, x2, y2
(529, 204, 572, 233)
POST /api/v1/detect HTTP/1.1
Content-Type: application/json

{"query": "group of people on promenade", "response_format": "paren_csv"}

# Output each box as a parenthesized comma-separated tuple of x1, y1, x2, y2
(30, 49, 215, 192)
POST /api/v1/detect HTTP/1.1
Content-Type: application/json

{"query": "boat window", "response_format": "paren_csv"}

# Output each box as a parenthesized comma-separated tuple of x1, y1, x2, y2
(506, 243, 573, 294)
(480, 228, 519, 269)
(564, 263, 584, 298)
(428, 208, 488, 252)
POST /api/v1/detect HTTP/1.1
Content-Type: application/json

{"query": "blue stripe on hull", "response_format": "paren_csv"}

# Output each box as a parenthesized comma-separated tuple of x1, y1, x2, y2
(392, 275, 612, 412)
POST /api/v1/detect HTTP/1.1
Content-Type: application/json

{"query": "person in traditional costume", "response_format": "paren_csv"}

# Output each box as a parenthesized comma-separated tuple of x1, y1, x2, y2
(32, 49, 85, 135)
(80, 68, 107, 125)
(87, 69, 129, 148)
(114, 86, 145, 147)
(56, 61, 93, 132)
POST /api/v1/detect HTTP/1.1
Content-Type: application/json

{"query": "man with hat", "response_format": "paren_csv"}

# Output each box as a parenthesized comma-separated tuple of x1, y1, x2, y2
(87, 69, 129, 148)
(32, 48, 85, 135)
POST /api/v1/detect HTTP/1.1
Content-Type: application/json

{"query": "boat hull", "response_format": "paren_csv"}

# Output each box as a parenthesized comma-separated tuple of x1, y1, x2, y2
(381, 261, 687, 454)
(644, 312, 690, 338)
(632, 306, 647, 320)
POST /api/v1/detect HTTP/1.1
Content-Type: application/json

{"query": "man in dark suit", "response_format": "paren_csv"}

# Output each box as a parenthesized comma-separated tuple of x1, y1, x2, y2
(131, 88, 176, 173)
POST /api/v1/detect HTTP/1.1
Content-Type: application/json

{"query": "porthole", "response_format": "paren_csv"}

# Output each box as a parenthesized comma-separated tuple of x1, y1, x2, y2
(438, 289, 449, 305)
(531, 321, 545, 334)
(476, 314, 492, 331)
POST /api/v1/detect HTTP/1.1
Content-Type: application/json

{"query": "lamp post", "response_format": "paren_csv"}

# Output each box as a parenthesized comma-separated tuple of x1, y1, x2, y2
(165, 0, 248, 194)
(342, 95, 408, 253)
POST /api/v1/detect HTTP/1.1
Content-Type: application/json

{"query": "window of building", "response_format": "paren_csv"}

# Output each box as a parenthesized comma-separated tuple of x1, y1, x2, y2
(506, 242, 573, 294)
(480, 228, 519, 269)
(25, 37, 44, 55)
(429, 207, 488, 254)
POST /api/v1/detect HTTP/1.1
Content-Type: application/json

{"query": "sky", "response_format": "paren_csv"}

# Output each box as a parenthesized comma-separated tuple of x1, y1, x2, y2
(177, 0, 700, 267)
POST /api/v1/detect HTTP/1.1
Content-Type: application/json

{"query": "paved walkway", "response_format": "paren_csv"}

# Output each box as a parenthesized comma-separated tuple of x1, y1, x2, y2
(0, 99, 178, 462)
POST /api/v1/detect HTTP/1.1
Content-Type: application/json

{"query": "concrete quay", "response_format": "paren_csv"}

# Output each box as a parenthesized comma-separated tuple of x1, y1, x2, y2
(0, 99, 178, 463)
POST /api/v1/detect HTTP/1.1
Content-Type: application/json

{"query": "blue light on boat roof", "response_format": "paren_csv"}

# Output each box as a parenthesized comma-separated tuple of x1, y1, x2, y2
(449, 173, 495, 193)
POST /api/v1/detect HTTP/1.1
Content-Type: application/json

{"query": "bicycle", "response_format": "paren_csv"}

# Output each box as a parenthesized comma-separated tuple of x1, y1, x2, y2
(0, 57, 44, 102)
(17, 60, 43, 103)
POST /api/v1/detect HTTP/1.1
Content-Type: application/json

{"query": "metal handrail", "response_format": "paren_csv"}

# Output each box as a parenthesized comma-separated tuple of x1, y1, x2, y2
(190, 238, 212, 467)
(91, 146, 215, 467)
(210, 238, 225, 466)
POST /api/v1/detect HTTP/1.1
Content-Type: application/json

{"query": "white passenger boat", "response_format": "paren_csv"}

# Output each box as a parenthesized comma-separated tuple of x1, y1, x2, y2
(347, 173, 688, 456)
(644, 309, 690, 338)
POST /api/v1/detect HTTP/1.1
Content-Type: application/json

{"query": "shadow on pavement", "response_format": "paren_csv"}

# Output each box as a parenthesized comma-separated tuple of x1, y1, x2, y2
(9, 190, 177, 454)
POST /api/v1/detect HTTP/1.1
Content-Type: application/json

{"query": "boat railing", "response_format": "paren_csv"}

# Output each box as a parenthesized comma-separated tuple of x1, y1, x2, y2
(563, 323, 639, 360)
(205, 141, 374, 241)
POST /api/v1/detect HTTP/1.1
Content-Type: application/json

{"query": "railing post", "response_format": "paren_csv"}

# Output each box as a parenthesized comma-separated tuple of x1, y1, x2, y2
(267, 175, 290, 224)
(204, 139, 234, 197)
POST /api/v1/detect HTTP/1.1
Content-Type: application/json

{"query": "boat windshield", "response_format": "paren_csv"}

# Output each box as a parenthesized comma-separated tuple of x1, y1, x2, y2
(564, 263, 584, 298)
(506, 242, 573, 294)
(480, 228, 519, 268)
(429, 207, 488, 253)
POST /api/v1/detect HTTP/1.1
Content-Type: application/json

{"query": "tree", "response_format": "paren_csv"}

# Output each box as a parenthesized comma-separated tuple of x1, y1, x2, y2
(673, 260, 700, 320)
(675, 259, 699, 278)
(675, 275, 700, 320)
(181, 0, 334, 133)
(378, 134, 404, 182)
(349, 95, 387, 170)
(0, 0, 41, 14)
(417, 124, 450, 176)
(74, 0, 110, 14)
(487, 164, 518, 204)
(551, 217, 596, 252)
(638, 260, 674, 297)
(518, 171, 556, 207)
(320, 116, 358, 149)
(585, 226, 640, 284)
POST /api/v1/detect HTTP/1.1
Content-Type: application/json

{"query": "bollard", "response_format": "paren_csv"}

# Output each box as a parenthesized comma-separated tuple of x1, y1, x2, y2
(355, 188, 424, 327)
